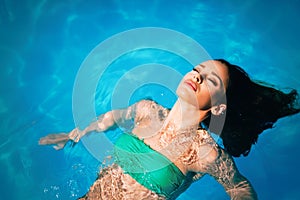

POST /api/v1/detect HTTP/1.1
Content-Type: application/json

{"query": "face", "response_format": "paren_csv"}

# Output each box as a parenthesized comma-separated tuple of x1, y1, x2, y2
(176, 60, 229, 111)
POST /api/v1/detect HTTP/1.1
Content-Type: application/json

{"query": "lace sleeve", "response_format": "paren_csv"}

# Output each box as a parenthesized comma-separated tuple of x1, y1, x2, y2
(110, 104, 136, 131)
(205, 147, 258, 200)
(134, 99, 169, 122)
(182, 129, 258, 200)
(114, 99, 168, 131)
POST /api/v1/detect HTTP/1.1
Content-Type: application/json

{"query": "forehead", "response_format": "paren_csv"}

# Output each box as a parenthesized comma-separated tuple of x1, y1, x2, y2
(196, 60, 229, 87)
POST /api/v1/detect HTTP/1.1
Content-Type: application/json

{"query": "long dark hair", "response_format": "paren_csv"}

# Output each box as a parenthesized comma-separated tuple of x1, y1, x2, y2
(204, 59, 300, 157)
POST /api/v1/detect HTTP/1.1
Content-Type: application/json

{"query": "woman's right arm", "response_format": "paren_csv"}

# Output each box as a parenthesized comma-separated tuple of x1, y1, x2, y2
(39, 103, 137, 150)
(69, 105, 137, 142)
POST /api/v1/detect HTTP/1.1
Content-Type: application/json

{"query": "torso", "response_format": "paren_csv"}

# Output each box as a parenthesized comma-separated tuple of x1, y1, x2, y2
(131, 100, 218, 175)
(82, 100, 218, 199)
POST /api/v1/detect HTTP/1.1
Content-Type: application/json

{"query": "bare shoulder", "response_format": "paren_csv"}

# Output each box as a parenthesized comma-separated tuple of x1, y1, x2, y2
(135, 99, 168, 111)
(131, 99, 169, 138)
(135, 99, 169, 121)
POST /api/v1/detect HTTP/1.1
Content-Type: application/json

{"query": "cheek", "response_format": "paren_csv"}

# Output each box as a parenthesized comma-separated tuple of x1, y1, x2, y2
(197, 87, 213, 110)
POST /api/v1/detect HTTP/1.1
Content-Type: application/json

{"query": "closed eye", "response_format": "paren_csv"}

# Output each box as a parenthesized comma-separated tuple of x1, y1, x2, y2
(208, 78, 217, 86)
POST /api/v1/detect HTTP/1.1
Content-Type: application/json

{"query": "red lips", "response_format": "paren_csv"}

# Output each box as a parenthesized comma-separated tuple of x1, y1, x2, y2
(185, 80, 197, 92)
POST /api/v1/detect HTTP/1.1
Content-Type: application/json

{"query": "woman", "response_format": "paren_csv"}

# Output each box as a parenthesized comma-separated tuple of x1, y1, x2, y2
(39, 59, 299, 199)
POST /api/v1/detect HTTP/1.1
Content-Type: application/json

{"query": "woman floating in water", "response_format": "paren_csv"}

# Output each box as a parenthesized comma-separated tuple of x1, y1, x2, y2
(39, 59, 299, 199)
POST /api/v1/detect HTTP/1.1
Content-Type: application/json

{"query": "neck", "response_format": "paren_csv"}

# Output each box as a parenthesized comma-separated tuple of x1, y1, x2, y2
(163, 98, 209, 130)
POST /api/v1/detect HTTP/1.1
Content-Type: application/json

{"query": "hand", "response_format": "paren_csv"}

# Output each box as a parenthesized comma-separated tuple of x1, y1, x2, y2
(38, 133, 69, 150)
(68, 128, 84, 143)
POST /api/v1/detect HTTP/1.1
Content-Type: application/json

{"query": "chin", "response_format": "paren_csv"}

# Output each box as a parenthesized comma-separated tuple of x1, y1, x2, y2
(176, 89, 198, 107)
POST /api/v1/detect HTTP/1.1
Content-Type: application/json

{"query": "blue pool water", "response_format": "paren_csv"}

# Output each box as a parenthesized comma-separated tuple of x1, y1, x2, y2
(1, 0, 300, 199)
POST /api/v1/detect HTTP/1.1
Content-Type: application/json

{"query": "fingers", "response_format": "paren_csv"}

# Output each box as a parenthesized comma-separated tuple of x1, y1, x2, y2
(38, 135, 55, 145)
(39, 132, 76, 151)
(39, 129, 83, 151)
(53, 143, 66, 150)
(38, 133, 69, 145)
(38, 137, 48, 145)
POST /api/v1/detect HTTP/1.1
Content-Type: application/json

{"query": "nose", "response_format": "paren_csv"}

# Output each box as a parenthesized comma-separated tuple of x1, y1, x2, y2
(193, 74, 203, 84)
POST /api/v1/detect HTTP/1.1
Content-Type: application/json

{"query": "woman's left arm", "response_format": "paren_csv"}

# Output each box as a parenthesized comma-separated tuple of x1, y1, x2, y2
(204, 147, 258, 200)
(184, 130, 258, 200)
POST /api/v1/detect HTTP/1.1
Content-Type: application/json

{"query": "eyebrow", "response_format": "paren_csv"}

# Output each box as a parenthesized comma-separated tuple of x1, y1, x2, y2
(199, 64, 205, 68)
(196, 64, 224, 87)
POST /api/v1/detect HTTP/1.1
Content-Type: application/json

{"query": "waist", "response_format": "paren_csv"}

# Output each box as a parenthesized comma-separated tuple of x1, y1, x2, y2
(114, 133, 185, 197)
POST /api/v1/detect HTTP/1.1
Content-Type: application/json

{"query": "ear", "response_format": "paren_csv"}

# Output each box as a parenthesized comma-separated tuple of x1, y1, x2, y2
(211, 104, 227, 116)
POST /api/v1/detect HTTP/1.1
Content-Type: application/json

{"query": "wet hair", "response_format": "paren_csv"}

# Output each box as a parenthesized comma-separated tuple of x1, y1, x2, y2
(204, 59, 300, 157)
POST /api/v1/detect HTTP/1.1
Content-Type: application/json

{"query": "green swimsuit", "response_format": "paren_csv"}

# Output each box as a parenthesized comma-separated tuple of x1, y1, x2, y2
(114, 133, 185, 198)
